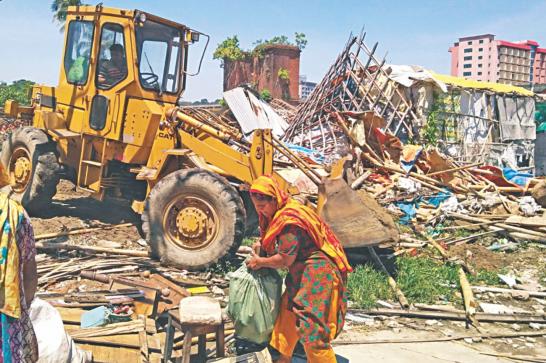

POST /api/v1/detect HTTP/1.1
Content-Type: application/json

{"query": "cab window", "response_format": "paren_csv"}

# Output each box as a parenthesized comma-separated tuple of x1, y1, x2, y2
(136, 20, 183, 94)
(96, 23, 127, 89)
(64, 20, 94, 85)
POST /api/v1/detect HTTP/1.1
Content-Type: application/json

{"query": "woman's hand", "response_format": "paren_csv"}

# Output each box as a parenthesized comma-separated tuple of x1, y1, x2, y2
(246, 252, 262, 270)
(252, 242, 262, 255)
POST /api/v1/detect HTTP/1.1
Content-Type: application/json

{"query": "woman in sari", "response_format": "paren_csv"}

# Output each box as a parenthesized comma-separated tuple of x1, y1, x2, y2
(0, 164, 39, 362)
(246, 175, 351, 363)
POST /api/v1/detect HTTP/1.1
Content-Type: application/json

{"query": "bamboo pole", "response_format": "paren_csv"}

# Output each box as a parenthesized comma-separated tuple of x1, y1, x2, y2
(35, 223, 134, 241)
(349, 308, 546, 324)
(458, 266, 479, 330)
(448, 212, 546, 239)
(367, 247, 409, 308)
(36, 242, 150, 257)
(333, 330, 546, 346)
(426, 162, 483, 177)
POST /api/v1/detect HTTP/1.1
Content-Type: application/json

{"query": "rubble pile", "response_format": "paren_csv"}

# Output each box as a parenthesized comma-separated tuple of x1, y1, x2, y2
(282, 33, 419, 161)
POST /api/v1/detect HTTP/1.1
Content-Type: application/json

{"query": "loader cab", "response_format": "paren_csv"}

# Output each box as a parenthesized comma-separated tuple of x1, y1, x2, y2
(40, 6, 196, 196)
(53, 6, 190, 141)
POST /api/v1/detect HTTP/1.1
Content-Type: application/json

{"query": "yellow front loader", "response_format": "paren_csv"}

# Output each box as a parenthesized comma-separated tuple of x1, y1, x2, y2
(1, 5, 396, 270)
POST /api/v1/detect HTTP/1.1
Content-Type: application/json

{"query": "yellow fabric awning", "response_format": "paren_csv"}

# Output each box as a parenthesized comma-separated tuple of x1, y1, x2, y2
(430, 72, 534, 97)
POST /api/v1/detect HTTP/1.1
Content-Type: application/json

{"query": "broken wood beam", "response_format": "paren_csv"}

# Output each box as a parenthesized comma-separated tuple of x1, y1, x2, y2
(350, 308, 546, 324)
(351, 170, 372, 190)
(479, 352, 546, 363)
(332, 330, 546, 345)
(458, 266, 479, 330)
(35, 241, 150, 257)
(470, 285, 546, 298)
(363, 154, 467, 194)
(426, 162, 483, 177)
(35, 223, 134, 241)
(69, 320, 145, 338)
(467, 185, 526, 194)
(448, 212, 546, 240)
(138, 315, 149, 363)
(367, 247, 409, 308)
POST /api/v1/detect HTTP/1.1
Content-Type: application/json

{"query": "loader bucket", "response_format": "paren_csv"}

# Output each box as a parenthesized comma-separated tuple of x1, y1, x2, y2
(317, 177, 399, 248)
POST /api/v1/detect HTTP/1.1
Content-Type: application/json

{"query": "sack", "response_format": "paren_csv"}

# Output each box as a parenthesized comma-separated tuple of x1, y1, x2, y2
(29, 298, 93, 363)
(228, 264, 282, 344)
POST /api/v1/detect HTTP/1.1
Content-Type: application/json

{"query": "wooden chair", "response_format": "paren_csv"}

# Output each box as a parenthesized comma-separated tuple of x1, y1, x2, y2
(163, 296, 225, 363)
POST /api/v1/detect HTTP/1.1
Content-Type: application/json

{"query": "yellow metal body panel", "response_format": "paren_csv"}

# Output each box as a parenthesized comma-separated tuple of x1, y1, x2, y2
(123, 98, 164, 147)
(4, 100, 19, 117)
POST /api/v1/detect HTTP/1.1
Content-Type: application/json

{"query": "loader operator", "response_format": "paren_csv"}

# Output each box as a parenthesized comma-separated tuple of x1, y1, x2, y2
(97, 44, 127, 88)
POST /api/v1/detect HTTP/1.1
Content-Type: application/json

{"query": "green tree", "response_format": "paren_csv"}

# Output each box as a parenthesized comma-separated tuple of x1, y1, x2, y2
(51, 0, 84, 30)
(0, 80, 35, 107)
(213, 36, 246, 64)
(295, 32, 307, 50)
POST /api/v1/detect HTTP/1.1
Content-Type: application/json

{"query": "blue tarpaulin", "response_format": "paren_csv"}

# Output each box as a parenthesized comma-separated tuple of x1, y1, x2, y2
(285, 143, 325, 164)
(395, 197, 421, 224)
(503, 167, 533, 188)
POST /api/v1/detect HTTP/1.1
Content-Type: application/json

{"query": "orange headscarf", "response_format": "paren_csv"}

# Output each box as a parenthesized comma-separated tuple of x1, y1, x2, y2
(250, 175, 352, 273)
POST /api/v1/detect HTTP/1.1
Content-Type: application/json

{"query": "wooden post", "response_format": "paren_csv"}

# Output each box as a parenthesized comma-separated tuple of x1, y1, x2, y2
(458, 267, 479, 330)
(367, 247, 410, 308)
(138, 315, 149, 363)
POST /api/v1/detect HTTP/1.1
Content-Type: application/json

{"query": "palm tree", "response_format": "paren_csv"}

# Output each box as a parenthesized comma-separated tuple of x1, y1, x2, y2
(51, 0, 84, 29)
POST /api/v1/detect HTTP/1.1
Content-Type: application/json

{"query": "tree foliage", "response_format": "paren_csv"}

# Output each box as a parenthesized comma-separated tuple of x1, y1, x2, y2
(294, 32, 307, 50)
(214, 33, 308, 63)
(212, 36, 246, 63)
(51, 0, 84, 30)
(0, 80, 35, 107)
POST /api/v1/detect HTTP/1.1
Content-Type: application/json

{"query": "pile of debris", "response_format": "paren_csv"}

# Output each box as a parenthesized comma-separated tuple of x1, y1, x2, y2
(282, 32, 419, 161)
(34, 248, 236, 362)
(0, 109, 30, 143)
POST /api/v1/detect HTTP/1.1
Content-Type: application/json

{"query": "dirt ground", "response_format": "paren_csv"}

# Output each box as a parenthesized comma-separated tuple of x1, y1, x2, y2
(32, 180, 144, 249)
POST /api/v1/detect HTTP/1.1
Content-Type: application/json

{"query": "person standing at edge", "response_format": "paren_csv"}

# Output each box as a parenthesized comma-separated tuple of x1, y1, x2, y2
(246, 175, 352, 363)
(0, 164, 39, 362)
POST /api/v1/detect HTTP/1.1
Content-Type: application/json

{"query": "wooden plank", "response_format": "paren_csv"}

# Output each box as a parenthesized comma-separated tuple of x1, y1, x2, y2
(36, 241, 149, 257)
(69, 320, 145, 338)
(65, 327, 163, 351)
(505, 215, 546, 228)
(76, 343, 140, 363)
(35, 223, 134, 240)
(75, 343, 140, 363)
(333, 330, 546, 346)
(139, 315, 149, 363)
(58, 307, 157, 334)
(351, 308, 546, 323)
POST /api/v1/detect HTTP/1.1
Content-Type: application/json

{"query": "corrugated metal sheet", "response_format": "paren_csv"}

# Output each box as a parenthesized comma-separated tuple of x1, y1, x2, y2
(223, 87, 288, 137)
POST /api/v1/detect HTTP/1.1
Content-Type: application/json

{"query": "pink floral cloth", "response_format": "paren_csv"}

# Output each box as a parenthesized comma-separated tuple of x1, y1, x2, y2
(0, 216, 38, 363)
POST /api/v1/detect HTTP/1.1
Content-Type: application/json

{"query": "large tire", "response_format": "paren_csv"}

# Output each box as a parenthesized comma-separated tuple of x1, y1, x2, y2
(142, 169, 246, 270)
(0, 127, 60, 214)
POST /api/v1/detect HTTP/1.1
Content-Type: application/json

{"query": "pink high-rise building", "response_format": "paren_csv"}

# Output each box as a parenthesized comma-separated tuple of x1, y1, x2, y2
(449, 34, 546, 86)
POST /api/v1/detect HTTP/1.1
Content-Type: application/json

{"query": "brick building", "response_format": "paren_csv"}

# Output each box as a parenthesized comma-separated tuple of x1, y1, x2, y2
(449, 34, 546, 86)
(222, 44, 300, 101)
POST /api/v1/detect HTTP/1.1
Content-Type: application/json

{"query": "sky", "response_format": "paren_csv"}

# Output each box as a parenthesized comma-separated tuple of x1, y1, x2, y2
(1, 0, 545, 101)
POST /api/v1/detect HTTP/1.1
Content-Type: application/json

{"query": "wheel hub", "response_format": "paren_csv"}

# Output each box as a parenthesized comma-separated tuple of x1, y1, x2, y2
(176, 207, 208, 239)
(163, 196, 219, 251)
(9, 148, 32, 192)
